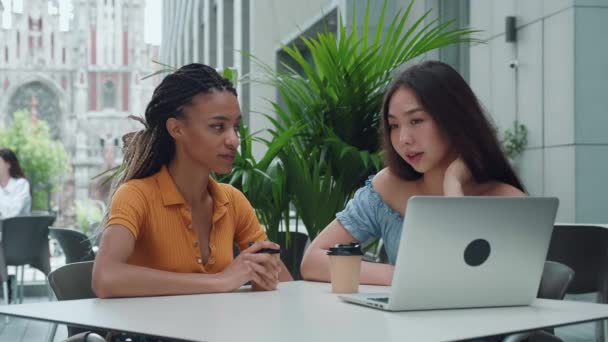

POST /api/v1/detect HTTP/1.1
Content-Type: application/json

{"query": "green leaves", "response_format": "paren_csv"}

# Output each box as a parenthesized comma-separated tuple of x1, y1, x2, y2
(141, 60, 177, 80)
(279, 145, 350, 240)
(264, 0, 479, 152)
(501, 121, 528, 161)
(75, 199, 104, 235)
(0, 110, 71, 210)
(141, 61, 238, 85)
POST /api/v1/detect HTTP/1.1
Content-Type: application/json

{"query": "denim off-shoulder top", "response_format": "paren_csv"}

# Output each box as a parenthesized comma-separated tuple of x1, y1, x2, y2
(336, 175, 403, 265)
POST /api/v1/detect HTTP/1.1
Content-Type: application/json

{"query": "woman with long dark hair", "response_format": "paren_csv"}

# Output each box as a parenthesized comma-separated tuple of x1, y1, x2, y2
(301, 61, 526, 285)
(93, 63, 292, 298)
(0, 148, 31, 218)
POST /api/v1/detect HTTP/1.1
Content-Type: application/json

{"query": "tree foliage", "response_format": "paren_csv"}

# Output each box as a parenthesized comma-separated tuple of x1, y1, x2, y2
(0, 110, 71, 210)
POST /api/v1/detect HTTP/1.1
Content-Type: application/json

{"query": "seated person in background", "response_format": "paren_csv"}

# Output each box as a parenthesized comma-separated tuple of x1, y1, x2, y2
(0, 148, 32, 218)
(93, 63, 292, 299)
(300, 60, 526, 286)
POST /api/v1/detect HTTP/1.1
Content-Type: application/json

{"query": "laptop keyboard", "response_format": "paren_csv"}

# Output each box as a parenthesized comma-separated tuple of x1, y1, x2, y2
(369, 297, 389, 303)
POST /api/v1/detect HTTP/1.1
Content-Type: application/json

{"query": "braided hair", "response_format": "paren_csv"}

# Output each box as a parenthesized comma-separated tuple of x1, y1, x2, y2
(101, 63, 236, 230)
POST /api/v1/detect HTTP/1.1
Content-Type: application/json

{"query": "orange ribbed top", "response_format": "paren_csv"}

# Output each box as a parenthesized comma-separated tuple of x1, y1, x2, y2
(107, 165, 266, 274)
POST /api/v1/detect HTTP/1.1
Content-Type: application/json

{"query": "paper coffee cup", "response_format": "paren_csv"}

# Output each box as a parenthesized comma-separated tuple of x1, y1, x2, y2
(327, 243, 363, 294)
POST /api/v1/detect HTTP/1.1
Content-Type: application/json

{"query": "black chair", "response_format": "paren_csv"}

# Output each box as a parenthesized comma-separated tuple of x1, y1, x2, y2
(47, 261, 107, 341)
(538, 261, 575, 300)
(0, 215, 56, 305)
(276, 232, 309, 280)
(47, 261, 95, 302)
(503, 261, 575, 342)
(48, 262, 151, 342)
(49, 227, 95, 264)
(546, 223, 608, 342)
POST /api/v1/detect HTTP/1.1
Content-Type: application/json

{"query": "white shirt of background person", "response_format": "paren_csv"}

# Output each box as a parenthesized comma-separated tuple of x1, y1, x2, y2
(0, 177, 32, 218)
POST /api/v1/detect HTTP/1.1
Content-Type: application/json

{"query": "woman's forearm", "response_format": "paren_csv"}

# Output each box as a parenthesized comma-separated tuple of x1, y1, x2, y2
(92, 261, 229, 298)
(360, 261, 394, 286)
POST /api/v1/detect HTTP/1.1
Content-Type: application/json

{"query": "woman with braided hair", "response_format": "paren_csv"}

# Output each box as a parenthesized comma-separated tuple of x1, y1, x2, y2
(92, 63, 292, 298)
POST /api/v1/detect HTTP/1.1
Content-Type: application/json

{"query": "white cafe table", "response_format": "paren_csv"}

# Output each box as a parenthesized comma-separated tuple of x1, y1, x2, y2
(1, 281, 608, 342)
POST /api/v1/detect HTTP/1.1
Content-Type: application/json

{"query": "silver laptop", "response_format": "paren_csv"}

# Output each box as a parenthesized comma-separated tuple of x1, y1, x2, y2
(339, 196, 559, 311)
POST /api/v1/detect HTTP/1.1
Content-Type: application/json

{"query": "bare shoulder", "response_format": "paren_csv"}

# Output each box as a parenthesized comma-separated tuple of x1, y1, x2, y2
(373, 168, 416, 193)
(372, 168, 418, 215)
(480, 182, 527, 197)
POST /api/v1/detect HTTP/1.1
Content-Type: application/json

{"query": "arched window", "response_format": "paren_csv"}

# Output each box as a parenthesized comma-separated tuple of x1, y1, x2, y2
(8, 81, 61, 138)
(102, 80, 115, 109)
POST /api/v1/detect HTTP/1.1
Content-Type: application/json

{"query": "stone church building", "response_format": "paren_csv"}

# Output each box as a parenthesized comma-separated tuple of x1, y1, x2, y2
(0, 0, 159, 220)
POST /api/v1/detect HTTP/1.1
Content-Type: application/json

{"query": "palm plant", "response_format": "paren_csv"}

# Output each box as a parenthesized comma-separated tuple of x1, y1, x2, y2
(257, 0, 479, 239)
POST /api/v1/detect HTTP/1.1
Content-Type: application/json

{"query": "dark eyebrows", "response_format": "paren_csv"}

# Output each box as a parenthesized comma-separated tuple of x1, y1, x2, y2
(209, 114, 242, 122)
(387, 108, 424, 119)
(404, 107, 425, 115)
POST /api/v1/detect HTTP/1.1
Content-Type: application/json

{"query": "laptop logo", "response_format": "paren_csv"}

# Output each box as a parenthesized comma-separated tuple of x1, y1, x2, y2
(464, 239, 491, 266)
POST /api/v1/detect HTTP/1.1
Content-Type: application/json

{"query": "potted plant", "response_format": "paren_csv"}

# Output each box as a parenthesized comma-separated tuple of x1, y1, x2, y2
(501, 120, 528, 167)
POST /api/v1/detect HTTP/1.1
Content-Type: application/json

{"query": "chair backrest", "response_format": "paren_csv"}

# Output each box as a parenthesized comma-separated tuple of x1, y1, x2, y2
(50, 227, 95, 264)
(48, 261, 96, 300)
(276, 232, 309, 280)
(49, 261, 100, 337)
(546, 224, 608, 294)
(538, 261, 575, 300)
(0, 215, 56, 280)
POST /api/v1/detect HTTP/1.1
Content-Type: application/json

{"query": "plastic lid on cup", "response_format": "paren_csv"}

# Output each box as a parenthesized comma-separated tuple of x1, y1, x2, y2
(327, 243, 363, 256)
